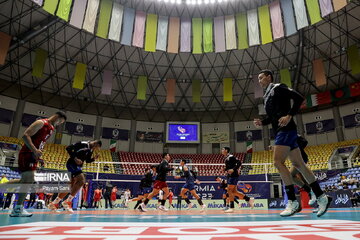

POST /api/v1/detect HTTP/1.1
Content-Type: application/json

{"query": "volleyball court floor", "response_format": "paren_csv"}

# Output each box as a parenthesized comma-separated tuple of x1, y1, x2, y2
(0, 207, 359, 239)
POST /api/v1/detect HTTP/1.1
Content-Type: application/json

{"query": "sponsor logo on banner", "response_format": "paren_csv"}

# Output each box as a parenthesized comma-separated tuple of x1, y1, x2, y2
(112, 129, 119, 138)
(76, 124, 83, 133)
(315, 172, 327, 181)
(202, 132, 229, 143)
(335, 194, 349, 205)
(2, 220, 359, 239)
(105, 199, 268, 210)
(237, 183, 252, 193)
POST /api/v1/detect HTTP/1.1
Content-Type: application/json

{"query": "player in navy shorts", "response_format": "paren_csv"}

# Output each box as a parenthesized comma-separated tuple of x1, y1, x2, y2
(48, 140, 102, 213)
(175, 160, 206, 212)
(133, 165, 156, 211)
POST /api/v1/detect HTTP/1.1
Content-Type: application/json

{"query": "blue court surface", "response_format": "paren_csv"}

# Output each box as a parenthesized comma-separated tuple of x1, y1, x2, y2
(0, 208, 359, 239)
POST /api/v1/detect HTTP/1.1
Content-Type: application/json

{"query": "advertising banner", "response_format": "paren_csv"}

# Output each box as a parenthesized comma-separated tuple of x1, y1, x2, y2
(202, 132, 229, 143)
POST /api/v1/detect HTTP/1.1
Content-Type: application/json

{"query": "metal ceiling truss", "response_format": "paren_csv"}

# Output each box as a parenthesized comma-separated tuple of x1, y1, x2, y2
(0, 0, 359, 122)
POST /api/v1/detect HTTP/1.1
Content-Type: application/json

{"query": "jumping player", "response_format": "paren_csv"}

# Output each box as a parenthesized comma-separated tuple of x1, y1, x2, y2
(47, 140, 102, 213)
(140, 153, 173, 212)
(10, 111, 66, 217)
(175, 159, 206, 212)
(222, 147, 254, 213)
(254, 69, 332, 217)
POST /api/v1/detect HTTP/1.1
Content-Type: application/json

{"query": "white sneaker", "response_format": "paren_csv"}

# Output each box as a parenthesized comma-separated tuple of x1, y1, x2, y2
(158, 205, 169, 212)
(186, 203, 193, 210)
(10, 206, 32, 217)
(200, 205, 207, 212)
(312, 208, 318, 213)
(280, 200, 301, 217)
(248, 197, 255, 209)
(224, 208, 234, 213)
(316, 194, 332, 217)
(61, 201, 74, 213)
(139, 203, 148, 212)
(308, 191, 317, 205)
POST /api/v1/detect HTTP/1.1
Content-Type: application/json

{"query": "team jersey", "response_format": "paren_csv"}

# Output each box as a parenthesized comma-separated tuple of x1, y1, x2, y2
(156, 159, 173, 182)
(261, 83, 304, 134)
(182, 167, 197, 184)
(124, 191, 131, 199)
(20, 119, 54, 154)
(140, 170, 154, 188)
(66, 141, 94, 166)
(224, 154, 241, 178)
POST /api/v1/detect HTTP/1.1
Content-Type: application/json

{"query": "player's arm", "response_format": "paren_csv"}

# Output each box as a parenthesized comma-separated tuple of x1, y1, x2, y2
(23, 120, 45, 158)
(278, 85, 304, 127)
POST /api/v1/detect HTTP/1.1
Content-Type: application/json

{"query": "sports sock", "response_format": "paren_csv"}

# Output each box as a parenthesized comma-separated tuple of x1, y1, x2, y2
(285, 185, 296, 201)
(309, 181, 324, 198)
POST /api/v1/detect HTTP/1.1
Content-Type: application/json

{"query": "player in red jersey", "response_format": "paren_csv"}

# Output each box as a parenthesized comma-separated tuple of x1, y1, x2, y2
(10, 111, 67, 217)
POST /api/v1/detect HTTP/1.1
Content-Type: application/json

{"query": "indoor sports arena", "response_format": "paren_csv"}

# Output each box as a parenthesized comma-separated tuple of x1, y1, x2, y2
(0, 0, 359, 239)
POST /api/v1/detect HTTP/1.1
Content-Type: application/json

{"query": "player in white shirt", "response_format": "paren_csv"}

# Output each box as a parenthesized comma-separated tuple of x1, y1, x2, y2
(124, 189, 131, 207)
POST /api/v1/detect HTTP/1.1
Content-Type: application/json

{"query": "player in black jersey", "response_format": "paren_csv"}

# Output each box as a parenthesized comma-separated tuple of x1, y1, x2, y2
(140, 153, 173, 212)
(254, 69, 331, 217)
(133, 166, 156, 211)
(48, 140, 102, 213)
(222, 147, 254, 213)
(215, 177, 241, 210)
(175, 160, 206, 212)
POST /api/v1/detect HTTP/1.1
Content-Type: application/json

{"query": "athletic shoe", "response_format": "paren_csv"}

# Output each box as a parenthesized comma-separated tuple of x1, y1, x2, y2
(186, 203, 193, 210)
(139, 203, 148, 212)
(200, 205, 207, 212)
(224, 208, 234, 213)
(224, 206, 229, 211)
(158, 205, 169, 212)
(316, 194, 332, 217)
(308, 191, 317, 205)
(138, 205, 147, 212)
(248, 197, 255, 209)
(62, 201, 74, 213)
(280, 200, 301, 217)
(312, 208, 318, 213)
(10, 206, 32, 217)
(47, 202, 58, 212)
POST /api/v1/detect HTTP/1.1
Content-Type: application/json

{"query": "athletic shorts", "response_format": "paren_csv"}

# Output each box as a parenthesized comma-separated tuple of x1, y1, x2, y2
(182, 182, 195, 191)
(275, 130, 299, 150)
(153, 180, 168, 189)
(66, 161, 83, 178)
(227, 176, 239, 186)
(18, 151, 37, 172)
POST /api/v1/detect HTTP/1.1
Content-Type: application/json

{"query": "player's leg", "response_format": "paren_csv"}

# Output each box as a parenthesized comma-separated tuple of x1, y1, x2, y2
(158, 187, 170, 211)
(10, 170, 35, 217)
(190, 189, 206, 212)
(273, 144, 302, 217)
(290, 166, 316, 205)
(140, 188, 160, 211)
(288, 148, 331, 217)
(180, 188, 191, 209)
(61, 173, 85, 213)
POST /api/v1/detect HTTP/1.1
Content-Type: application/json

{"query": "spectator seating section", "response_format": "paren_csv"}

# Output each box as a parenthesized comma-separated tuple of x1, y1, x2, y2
(0, 166, 21, 180)
(250, 139, 360, 175)
(320, 167, 360, 190)
(119, 151, 246, 176)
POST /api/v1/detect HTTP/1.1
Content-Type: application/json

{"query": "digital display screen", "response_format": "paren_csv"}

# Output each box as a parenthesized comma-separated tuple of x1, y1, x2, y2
(167, 123, 199, 143)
